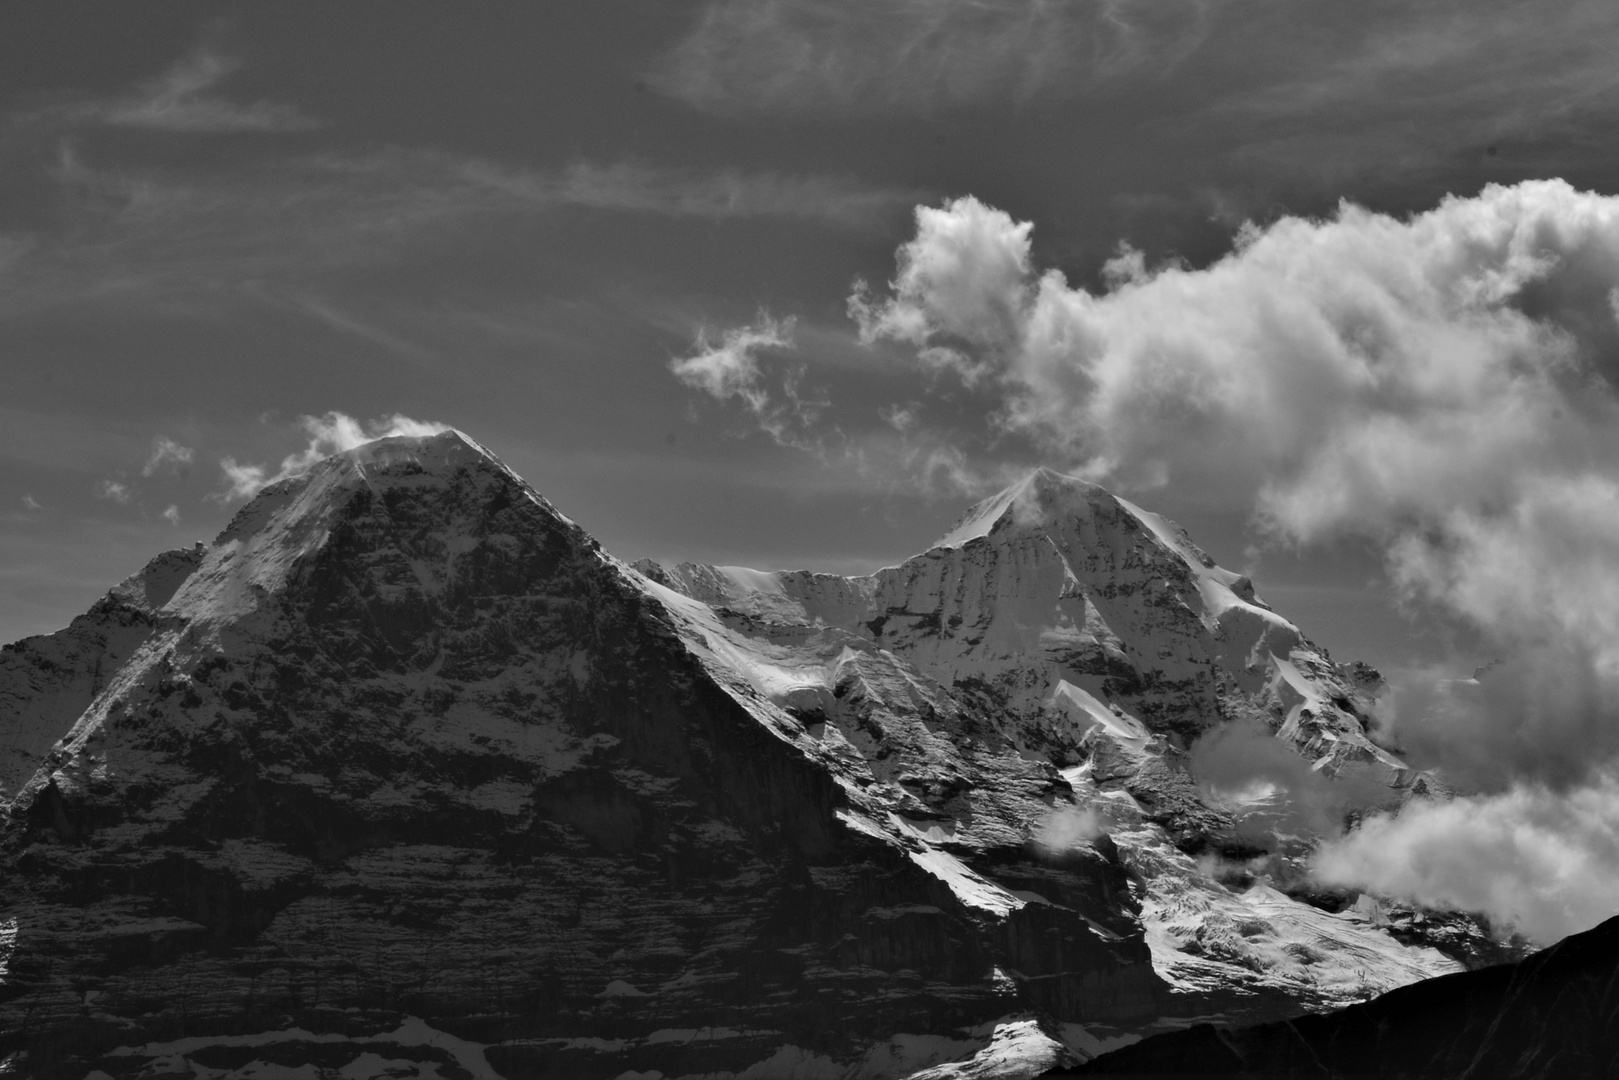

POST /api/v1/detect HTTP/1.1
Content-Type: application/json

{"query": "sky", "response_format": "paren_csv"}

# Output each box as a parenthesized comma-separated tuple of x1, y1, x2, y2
(7, 1, 1619, 942)
(8, 1, 1615, 667)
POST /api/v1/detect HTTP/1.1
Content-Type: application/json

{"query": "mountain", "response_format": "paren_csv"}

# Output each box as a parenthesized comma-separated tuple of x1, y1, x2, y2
(1055, 911, 1619, 1079)
(0, 433, 1508, 1079)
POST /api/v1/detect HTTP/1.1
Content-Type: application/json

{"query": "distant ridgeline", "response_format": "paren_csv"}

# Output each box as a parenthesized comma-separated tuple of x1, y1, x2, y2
(0, 431, 1524, 1078)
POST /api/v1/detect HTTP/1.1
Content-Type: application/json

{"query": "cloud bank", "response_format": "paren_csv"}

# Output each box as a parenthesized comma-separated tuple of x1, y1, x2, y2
(1314, 780, 1619, 944)
(217, 412, 451, 502)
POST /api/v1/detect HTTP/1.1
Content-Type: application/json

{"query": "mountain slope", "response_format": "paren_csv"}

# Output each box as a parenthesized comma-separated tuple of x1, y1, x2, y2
(0, 434, 1153, 1079)
(647, 467, 1482, 1009)
(1057, 912, 1619, 1079)
(0, 437, 1502, 1078)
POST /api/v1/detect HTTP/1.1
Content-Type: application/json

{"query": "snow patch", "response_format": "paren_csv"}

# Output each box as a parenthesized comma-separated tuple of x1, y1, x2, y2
(107, 1016, 501, 1080)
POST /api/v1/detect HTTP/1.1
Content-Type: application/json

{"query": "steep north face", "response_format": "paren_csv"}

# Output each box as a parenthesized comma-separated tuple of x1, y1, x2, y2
(0, 433, 1504, 1079)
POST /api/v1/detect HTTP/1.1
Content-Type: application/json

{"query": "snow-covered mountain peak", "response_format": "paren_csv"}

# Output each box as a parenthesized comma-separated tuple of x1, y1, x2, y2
(335, 427, 510, 478)
(933, 467, 1115, 550)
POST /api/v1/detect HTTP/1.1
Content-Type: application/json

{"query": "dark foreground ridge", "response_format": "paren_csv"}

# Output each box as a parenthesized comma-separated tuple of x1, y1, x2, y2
(1053, 912, 1619, 1079)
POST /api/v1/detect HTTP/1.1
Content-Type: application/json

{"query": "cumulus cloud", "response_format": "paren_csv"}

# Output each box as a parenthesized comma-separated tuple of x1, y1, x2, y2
(855, 183, 1619, 540)
(161, 504, 181, 526)
(96, 480, 133, 505)
(651, 0, 1212, 116)
(142, 436, 195, 476)
(103, 48, 322, 134)
(670, 314, 828, 450)
(216, 411, 452, 502)
(21, 495, 41, 511)
(1314, 779, 1619, 943)
(850, 196, 1031, 385)
(840, 180, 1619, 937)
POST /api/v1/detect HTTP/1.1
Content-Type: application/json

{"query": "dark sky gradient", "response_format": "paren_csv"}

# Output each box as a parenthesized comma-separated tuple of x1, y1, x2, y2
(4, 1, 1616, 673)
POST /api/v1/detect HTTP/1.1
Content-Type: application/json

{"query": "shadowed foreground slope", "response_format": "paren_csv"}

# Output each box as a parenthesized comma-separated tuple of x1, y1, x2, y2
(1055, 912, 1619, 1079)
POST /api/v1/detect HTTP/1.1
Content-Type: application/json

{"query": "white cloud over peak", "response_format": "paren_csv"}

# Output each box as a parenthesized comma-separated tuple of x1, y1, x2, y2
(854, 182, 1619, 550)
(216, 412, 452, 502)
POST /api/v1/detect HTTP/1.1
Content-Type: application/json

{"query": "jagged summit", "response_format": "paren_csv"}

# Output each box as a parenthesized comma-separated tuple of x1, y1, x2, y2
(933, 467, 1114, 550)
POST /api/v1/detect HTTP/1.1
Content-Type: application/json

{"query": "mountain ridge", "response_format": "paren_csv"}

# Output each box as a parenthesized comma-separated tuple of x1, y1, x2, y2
(0, 432, 1513, 1079)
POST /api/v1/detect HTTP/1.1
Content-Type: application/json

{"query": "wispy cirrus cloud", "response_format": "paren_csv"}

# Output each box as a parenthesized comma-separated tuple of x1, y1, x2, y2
(651, 0, 1215, 116)
(463, 159, 922, 227)
(0, 146, 918, 319)
(142, 436, 195, 477)
(101, 47, 323, 134)
(1205, 0, 1619, 184)
(652, 0, 1619, 197)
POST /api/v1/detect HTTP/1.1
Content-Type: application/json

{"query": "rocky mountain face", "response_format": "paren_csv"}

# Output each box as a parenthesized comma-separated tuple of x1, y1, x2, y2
(0, 434, 1510, 1079)
(1059, 912, 1619, 1079)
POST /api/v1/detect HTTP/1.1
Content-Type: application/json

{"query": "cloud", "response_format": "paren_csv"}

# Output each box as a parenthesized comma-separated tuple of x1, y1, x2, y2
(652, 0, 1619, 191)
(96, 480, 132, 505)
(102, 47, 322, 134)
(161, 504, 181, 526)
(670, 313, 829, 451)
(828, 181, 1619, 936)
(0, 146, 914, 320)
(854, 182, 1619, 545)
(1313, 778, 1619, 944)
(464, 160, 921, 228)
(651, 0, 1213, 116)
(1190, 719, 1390, 843)
(1032, 805, 1107, 855)
(1204, 0, 1619, 187)
(20, 495, 41, 511)
(215, 411, 452, 502)
(850, 196, 1031, 384)
(142, 436, 195, 476)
